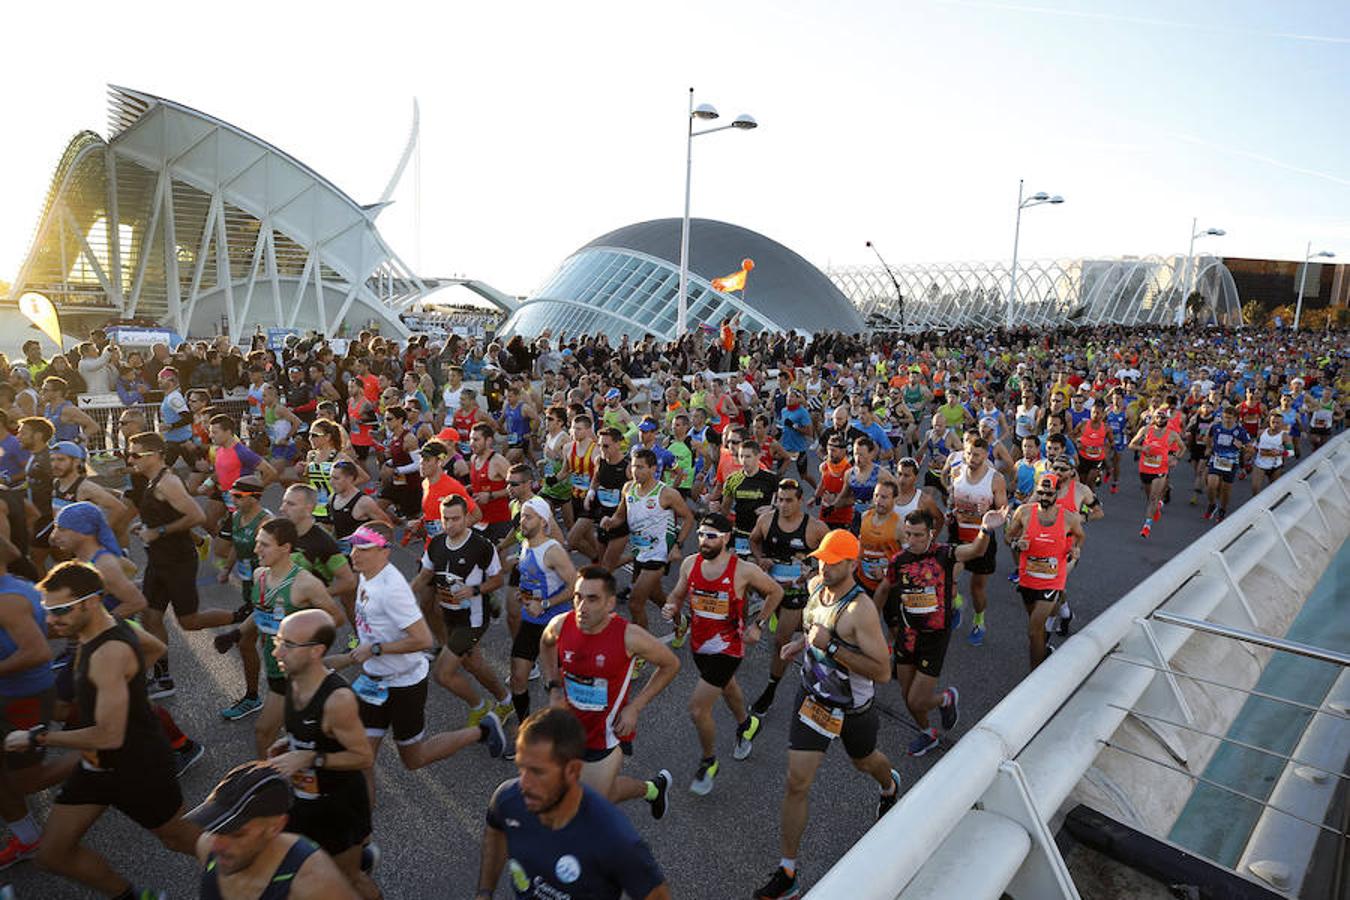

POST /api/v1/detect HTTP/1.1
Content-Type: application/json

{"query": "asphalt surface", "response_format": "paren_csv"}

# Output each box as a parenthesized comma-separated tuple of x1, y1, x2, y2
(8, 468, 1227, 899)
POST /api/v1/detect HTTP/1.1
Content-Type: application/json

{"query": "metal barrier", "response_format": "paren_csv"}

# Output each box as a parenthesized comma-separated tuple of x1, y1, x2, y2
(809, 430, 1350, 899)
(77, 394, 252, 451)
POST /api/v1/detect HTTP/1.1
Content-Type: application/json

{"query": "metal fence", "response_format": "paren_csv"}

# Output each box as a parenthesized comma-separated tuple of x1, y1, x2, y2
(77, 394, 252, 452)
(809, 430, 1350, 899)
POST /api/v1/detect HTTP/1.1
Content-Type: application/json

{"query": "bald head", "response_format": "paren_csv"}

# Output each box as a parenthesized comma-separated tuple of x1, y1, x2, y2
(280, 608, 336, 649)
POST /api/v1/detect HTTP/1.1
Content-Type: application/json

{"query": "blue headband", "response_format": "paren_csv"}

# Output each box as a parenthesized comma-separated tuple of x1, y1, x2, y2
(51, 440, 87, 460)
(54, 502, 122, 558)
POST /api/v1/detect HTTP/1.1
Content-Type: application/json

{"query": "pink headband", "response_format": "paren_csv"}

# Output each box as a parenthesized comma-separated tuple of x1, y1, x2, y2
(349, 526, 390, 549)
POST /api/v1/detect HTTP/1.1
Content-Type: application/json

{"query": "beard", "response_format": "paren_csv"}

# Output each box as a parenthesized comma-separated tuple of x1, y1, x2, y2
(698, 544, 722, 560)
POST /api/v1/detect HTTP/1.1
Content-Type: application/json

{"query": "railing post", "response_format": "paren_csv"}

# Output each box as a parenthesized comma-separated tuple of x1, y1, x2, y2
(981, 760, 1082, 900)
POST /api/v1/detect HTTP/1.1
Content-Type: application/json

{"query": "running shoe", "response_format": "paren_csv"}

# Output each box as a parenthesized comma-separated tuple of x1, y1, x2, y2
(345, 632, 360, 651)
(479, 712, 506, 758)
(671, 613, 689, 649)
(1189, 492, 1199, 506)
(360, 842, 381, 873)
(649, 769, 672, 820)
(213, 629, 241, 654)
(907, 728, 940, 757)
(529, 662, 541, 681)
(1215, 508, 1227, 522)
(1007, 571, 1019, 585)
(0, 835, 38, 870)
(1154, 499, 1163, 521)
(733, 715, 761, 760)
(148, 675, 176, 700)
(951, 594, 964, 631)
(939, 686, 960, 731)
(967, 624, 985, 647)
(1203, 503, 1215, 520)
(493, 699, 516, 724)
(1140, 522, 1151, 538)
(768, 611, 779, 633)
(1057, 609, 1073, 637)
(220, 695, 263, 720)
(689, 758, 719, 795)
(174, 740, 206, 776)
(1110, 483, 1118, 494)
(877, 768, 902, 817)
(467, 702, 491, 729)
(755, 866, 801, 899)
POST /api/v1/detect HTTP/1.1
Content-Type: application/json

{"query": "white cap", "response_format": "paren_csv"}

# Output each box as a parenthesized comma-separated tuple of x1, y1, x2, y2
(521, 497, 552, 522)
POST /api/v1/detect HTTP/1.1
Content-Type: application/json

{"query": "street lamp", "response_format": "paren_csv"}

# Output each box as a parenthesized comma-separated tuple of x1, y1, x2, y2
(676, 88, 757, 337)
(1177, 218, 1226, 325)
(1294, 242, 1336, 330)
(1005, 179, 1064, 329)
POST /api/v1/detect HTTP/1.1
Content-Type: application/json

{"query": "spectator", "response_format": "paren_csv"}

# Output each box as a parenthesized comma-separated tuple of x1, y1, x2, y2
(77, 341, 117, 394)
(115, 365, 150, 406)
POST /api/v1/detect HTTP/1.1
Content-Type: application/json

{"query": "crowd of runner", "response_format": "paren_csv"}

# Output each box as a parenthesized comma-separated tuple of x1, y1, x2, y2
(0, 319, 1342, 899)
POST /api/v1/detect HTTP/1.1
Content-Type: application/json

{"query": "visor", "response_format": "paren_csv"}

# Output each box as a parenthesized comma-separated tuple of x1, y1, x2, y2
(349, 526, 390, 549)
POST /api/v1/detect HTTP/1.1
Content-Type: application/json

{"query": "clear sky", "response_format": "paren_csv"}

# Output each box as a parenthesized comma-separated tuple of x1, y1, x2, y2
(2, 0, 1347, 300)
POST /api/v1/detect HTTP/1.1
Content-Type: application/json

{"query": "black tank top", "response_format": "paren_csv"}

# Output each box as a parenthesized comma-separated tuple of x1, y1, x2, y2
(75, 620, 171, 770)
(329, 490, 362, 541)
(137, 468, 194, 557)
(763, 510, 810, 561)
(594, 457, 627, 511)
(201, 835, 319, 900)
(283, 671, 363, 797)
(53, 474, 84, 506)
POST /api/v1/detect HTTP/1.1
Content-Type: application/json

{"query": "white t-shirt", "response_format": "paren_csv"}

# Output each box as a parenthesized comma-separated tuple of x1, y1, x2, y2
(354, 563, 429, 687)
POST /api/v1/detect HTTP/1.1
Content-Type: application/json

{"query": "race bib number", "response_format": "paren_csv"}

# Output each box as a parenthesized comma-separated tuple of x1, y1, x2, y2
(770, 561, 802, 584)
(734, 534, 751, 557)
(596, 487, 621, 508)
(1259, 447, 1281, 459)
(570, 474, 591, 492)
(901, 586, 939, 615)
(630, 532, 656, 550)
(252, 607, 284, 635)
(798, 695, 844, 739)
(352, 674, 388, 707)
(290, 767, 320, 800)
(1312, 410, 1332, 428)
(436, 585, 468, 610)
(563, 673, 609, 712)
(508, 433, 522, 446)
(859, 554, 888, 581)
(424, 519, 444, 538)
(690, 589, 730, 620)
(1025, 556, 1058, 579)
(1212, 455, 1234, 472)
(1142, 451, 1164, 468)
(234, 559, 254, 582)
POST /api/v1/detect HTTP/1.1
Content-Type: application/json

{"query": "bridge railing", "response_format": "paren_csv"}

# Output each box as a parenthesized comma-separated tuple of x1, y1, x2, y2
(808, 430, 1350, 900)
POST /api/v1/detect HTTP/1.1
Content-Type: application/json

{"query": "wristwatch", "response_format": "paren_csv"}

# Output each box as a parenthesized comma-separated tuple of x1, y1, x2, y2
(544, 680, 563, 692)
(825, 640, 840, 659)
(157, 525, 167, 538)
(312, 752, 327, 770)
(371, 642, 383, 657)
(26, 724, 48, 751)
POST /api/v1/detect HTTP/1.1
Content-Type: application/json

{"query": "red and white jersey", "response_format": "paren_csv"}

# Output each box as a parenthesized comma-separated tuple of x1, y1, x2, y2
(557, 612, 636, 751)
(687, 555, 746, 658)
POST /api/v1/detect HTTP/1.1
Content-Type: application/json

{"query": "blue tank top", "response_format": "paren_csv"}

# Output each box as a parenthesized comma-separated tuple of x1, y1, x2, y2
(503, 402, 528, 446)
(160, 392, 192, 442)
(0, 575, 54, 697)
(848, 464, 879, 512)
(44, 401, 82, 443)
(517, 540, 569, 625)
(1105, 410, 1129, 448)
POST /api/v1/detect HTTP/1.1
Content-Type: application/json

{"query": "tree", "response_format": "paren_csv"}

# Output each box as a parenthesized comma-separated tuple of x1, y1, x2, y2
(1185, 290, 1206, 323)
(1241, 300, 1265, 328)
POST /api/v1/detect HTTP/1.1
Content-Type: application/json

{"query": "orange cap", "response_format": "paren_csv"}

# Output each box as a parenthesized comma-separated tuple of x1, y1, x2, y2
(809, 529, 861, 565)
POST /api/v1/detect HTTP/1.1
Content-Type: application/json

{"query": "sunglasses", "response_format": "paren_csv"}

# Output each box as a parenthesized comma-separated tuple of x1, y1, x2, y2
(508, 480, 529, 487)
(43, 592, 99, 616)
(127, 450, 158, 460)
(696, 530, 727, 541)
(272, 636, 324, 650)
(231, 489, 263, 498)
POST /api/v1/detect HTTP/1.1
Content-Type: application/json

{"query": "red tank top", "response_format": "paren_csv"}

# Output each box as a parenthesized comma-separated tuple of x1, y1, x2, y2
(348, 396, 374, 447)
(820, 458, 853, 526)
(1079, 420, 1108, 460)
(470, 453, 510, 524)
(557, 612, 636, 751)
(1018, 506, 1071, 590)
(1138, 428, 1171, 474)
(687, 556, 746, 658)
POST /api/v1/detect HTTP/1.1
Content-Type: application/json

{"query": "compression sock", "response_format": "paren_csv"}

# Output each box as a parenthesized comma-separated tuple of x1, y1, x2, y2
(644, 781, 660, 801)
(973, 612, 985, 628)
(512, 691, 531, 723)
(154, 705, 188, 749)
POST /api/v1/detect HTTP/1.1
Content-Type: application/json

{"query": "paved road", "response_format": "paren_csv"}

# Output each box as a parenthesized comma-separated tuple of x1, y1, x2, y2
(9, 474, 1224, 899)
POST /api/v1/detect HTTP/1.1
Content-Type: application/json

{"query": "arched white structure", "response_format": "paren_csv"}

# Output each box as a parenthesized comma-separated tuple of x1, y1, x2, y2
(6, 86, 437, 341)
(829, 256, 1243, 330)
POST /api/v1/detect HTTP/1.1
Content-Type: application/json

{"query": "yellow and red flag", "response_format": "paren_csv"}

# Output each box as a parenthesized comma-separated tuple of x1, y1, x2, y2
(711, 258, 755, 293)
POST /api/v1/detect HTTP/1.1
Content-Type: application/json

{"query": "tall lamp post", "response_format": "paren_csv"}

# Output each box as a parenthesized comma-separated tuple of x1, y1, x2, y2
(1005, 179, 1063, 330)
(676, 88, 757, 337)
(1176, 218, 1226, 325)
(1294, 242, 1336, 330)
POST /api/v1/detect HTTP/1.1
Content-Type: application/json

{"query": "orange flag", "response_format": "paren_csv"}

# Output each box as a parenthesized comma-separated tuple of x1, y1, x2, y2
(711, 258, 755, 293)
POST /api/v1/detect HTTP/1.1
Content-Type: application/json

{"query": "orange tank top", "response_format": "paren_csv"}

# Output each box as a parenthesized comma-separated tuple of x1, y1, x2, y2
(857, 509, 900, 590)
(1018, 505, 1071, 590)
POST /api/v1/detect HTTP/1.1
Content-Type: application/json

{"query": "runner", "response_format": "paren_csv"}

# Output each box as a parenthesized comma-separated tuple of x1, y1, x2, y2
(815, 435, 855, 532)
(508, 499, 579, 729)
(1251, 411, 1295, 495)
(410, 494, 514, 727)
(189, 761, 358, 899)
(1127, 408, 1187, 538)
(478, 708, 670, 900)
(778, 388, 818, 492)
(1074, 400, 1110, 493)
(1204, 405, 1251, 521)
(327, 460, 394, 555)
(569, 427, 629, 567)
(873, 506, 1005, 755)
(1004, 474, 1085, 668)
(12, 561, 199, 898)
(538, 565, 677, 814)
(946, 437, 1008, 645)
(750, 477, 831, 717)
(605, 449, 692, 633)
(754, 529, 900, 900)
(332, 524, 505, 792)
(215, 475, 273, 722)
(268, 608, 379, 898)
(854, 475, 904, 600)
(468, 422, 514, 542)
(49, 441, 133, 549)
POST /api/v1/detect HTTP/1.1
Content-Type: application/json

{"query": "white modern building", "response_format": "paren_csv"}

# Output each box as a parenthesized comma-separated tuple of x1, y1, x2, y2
(6, 86, 509, 343)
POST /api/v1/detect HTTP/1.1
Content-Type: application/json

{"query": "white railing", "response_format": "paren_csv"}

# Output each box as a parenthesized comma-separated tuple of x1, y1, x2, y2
(809, 430, 1350, 900)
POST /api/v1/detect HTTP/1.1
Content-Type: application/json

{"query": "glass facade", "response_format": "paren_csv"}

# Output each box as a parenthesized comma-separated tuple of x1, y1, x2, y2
(504, 247, 783, 342)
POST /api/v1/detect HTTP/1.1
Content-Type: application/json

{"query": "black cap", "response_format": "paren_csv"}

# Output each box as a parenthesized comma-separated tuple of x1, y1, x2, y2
(186, 761, 293, 834)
